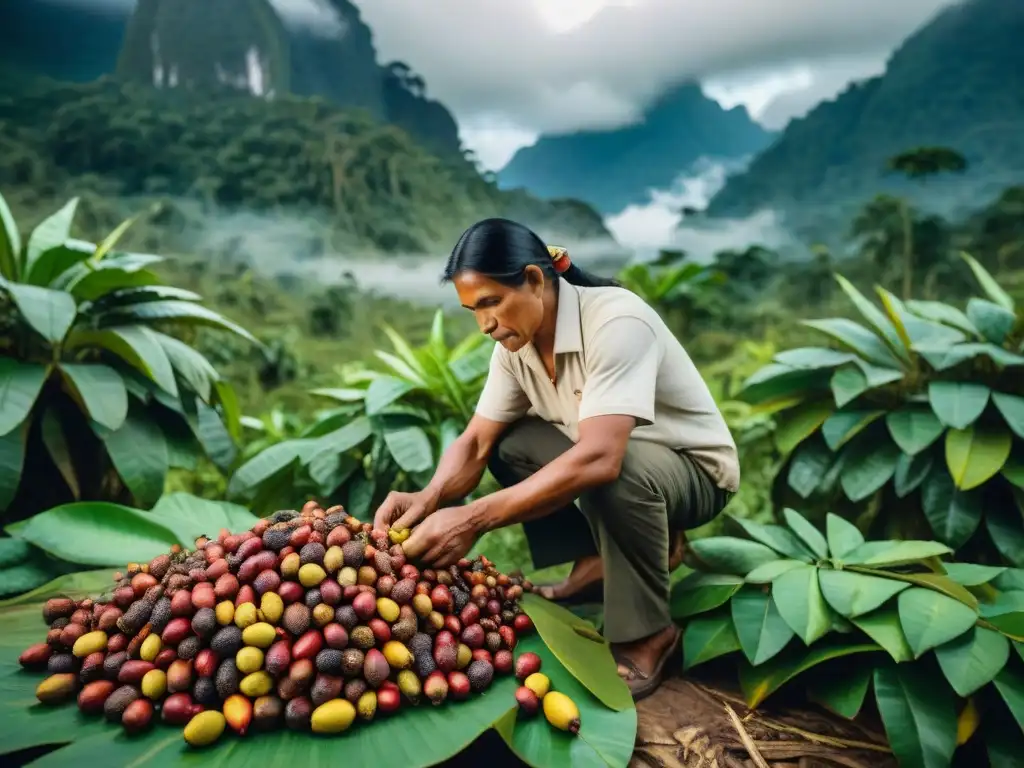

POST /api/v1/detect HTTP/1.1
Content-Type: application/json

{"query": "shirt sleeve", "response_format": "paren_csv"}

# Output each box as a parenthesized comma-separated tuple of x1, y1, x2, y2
(474, 343, 531, 423)
(578, 316, 660, 426)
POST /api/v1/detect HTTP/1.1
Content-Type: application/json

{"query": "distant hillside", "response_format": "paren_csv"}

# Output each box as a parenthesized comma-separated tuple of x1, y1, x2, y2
(0, 0, 460, 157)
(705, 0, 1024, 231)
(498, 82, 775, 215)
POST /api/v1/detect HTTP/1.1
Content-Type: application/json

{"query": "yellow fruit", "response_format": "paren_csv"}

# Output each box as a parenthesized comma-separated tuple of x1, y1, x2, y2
(357, 690, 377, 721)
(376, 597, 400, 623)
(184, 710, 226, 747)
(280, 552, 301, 579)
(139, 634, 162, 662)
(72, 630, 107, 658)
(382, 641, 413, 670)
(260, 592, 284, 625)
(388, 528, 410, 544)
(236, 646, 264, 675)
(141, 669, 167, 700)
(524, 672, 550, 699)
(241, 622, 276, 649)
(457, 643, 472, 670)
(216, 600, 235, 625)
(299, 563, 327, 587)
(239, 671, 274, 698)
(337, 567, 357, 587)
(412, 594, 433, 618)
(35, 673, 76, 704)
(542, 691, 581, 734)
(234, 602, 258, 629)
(313, 603, 335, 627)
(324, 546, 344, 573)
(311, 698, 357, 734)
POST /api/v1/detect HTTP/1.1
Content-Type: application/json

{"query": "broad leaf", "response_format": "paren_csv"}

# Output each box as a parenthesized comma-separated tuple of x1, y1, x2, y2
(961, 251, 1014, 312)
(670, 577, 742, 619)
(40, 407, 80, 498)
(874, 663, 958, 768)
(843, 540, 953, 568)
(365, 376, 418, 415)
(897, 587, 978, 658)
(0, 426, 26, 511)
(24, 197, 77, 276)
(986, 503, 1024, 567)
(786, 439, 834, 498)
(905, 299, 979, 336)
(4, 283, 76, 343)
(807, 660, 873, 719)
(519, 593, 633, 711)
(771, 563, 832, 644)
(992, 664, 1024, 732)
(818, 569, 909, 618)
(99, 403, 169, 508)
(147, 493, 258, 548)
(730, 587, 794, 665)
(382, 425, 433, 474)
(839, 435, 900, 502)
(825, 513, 864, 559)
(0, 359, 47, 436)
(945, 423, 1011, 490)
(894, 451, 933, 497)
(800, 317, 903, 368)
(886, 408, 944, 455)
(772, 347, 856, 369)
(58, 363, 128, 431)
(23, 241, 93, 287)
(681, 610, 742, 670)
(942, 562, 1005, 586)
(738, 641, 879, 709)
(227, 439, 313, 498)
(154, 332, 218, 402)
(830, 364, 870, 407)
(920, 467, 983, 550)
(0, 191, 21, 280)
(773, 399, 832, 454)
(729, 517, 814, 561)
(992, 392, 1024, 440)
(934, 626, 1010, 697)
(687, 537, 780, 576)
(821, 408, 884, 451)
(65, 326, 178, 397)
(192, 399, 238, 472)
(782, 508, 828, 559)
(927, 381, 990, 430)
(966, 297, 1016, 345)
(98, 300, 258, 344)
(852, 608, 914, 661)
(834, 274, 909, 359)
(743, 559, 805, 583)
(307, 417, 373, 464)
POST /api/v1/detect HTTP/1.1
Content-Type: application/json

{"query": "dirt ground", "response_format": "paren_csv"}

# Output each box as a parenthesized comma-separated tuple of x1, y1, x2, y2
(630, 674, 896, 768)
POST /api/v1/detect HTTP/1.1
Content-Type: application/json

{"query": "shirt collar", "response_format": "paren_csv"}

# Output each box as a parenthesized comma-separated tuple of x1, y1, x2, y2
(553, 277, 583, 355)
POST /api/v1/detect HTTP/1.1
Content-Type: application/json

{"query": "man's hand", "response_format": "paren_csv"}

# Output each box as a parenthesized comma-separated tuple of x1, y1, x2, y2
(400, 505, 481, 568)
(373, 490, 438, 532)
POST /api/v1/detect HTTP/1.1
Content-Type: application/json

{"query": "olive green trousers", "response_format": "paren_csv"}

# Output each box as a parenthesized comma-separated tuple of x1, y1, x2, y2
(488, 417, 730, 644)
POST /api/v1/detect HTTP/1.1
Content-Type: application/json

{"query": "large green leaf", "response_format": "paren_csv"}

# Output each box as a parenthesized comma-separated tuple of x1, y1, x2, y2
(942, 562, 1006, 586)
(829, 365, 870, 407)
(772, 399, 833, 454)
(687, 537, 780, 576)
(834, 275, 910, 359)
(382, 425, 433, 474)
(818, 569, 909, 618)
(825, 513, 864, 560)
(738, 365, 828, 405)
(806, 660, 873, 719)
(23, 197, 77, 276)
(771, 563, 832, 644)
(5, 283, 77, 344)
(992, 664, 1024, 732)
(874, 663, 958, 768)
(986, 503, 1024, 567)
(670, 573, 743, 619)
(894, 451, 933, 498)
(23, 241, 93, 288)
(98, 300, 258, 345)
(519, 594, 633, 711)
(781, 508, 828, 559)
(54, 253, 162, 296)
(730, 587, 794, 665)
(681, 610, 742, 670)
(738, 641, 879, 709)
(41, 408, 80, 498)
(992, 392, 1024, 440)
(927, 381, 990, 430)
(146, 493, 258, 549)
(729, 517, 813, 561)
(227, 439, 314, 498)
(365, 376, 418, 415)
(800, 317, 904, 368)
(0, 359, 47, 437)
(934, 625, 1010, 697)
(786, 439, 835, 498)
(843, 540, 953, 568)
(743, 560, 805, 583)
(99, 404, 169, 509)
(960, 251, 1014, 312)
(0, 426, 27, 511)
(65, 326, 178, 397)
(154, 333, 218, 402)
(772, 347, 856, 369)
(839, 435, 900, 502)
(905, 299, 979, 336)
(920, 468, 983, 550)
(495, 634, 636, 768)
(4, 502, 180, 566)
(852, 608, 914, 661)
(306, 417, 373, 465)
(886, 409, 944, 455)
(897, 587, 978, 658)
(0, 191, 22, 280)
(821, 408, 885, 451)
(966, 297, 1016, 345)
(58, 363, 128, 431)
(945, 424, 1012, 490)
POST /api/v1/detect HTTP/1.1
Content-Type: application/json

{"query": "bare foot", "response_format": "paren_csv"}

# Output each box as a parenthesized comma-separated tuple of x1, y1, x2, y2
(536, 531, 689, 602)
(612, 624, 679, 684)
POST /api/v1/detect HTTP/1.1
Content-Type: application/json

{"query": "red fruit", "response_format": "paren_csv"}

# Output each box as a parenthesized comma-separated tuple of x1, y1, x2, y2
(191, 585, 217, 611)
(277, 581, 304, 604)
(514, 652, 542, 681)
(447, 671, 471, 701)
(122, 698, 154, 733)
(118, 660, 156, 685)
(238, 551, 278, 583)
(290, 525, 312, 548)
(352, 592, 376, 621)
(206, 558, 229, 580)
(422, 569, 437, 584)
(292, 630, 323, 661)
(368, 618, 391, 645)
(487, 599, 502, 617)
(154, 648, 177, 670)
(326, 526, 350, 547)
(376, 683, 401, 713)
(223, 534, 241, 552)
(78, 679, 116, 714)
(513, 614, 534, 634)
(493, 650, 514, 675)
(399, 564, 419, 581)
(461, 624, 485, 650)
(265, 640, 292, 677)
(363, 649, 390, 689)
(161, 617, 192, 646)
(195, 649, 218, 678)
(515, 686, 540, 716)
(235, 585, 256, 607)
(319, 579, 341, 606)
(471, 648, 493, 665)
(205, 544, 225, 563)
(499, 625, 517, 650)
(107, 633, 128, 654)
(170, 590, 193, 617)
(444, 615, 461, 635)
(214, 573, 240, 600)
(323, 624, 349, 650)
(253, 519, 270, 537)
(460, 603, 481, 627)
(113, 586, 135, 609)
(19, 642, 52, 669)
(342, 585, 361, 602)
(376, 575, 395, 598)
(236, 536, 263, 561)
(253, 570, 282, 596)
(162, 692, 202, 725)
(415, 581, 431, 596)
(430, 585, 452, 612)
(97, 606, 122, 632)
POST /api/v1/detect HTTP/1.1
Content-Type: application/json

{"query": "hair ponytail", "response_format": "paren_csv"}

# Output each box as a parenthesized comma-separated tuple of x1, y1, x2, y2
(442, 218, 620, 289)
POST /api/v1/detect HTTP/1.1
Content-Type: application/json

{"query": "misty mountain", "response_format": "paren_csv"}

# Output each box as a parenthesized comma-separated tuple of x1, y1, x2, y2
(0, 0, 461, 157)
(497, 82, 775, 215)
(705, 0, 1024, 230)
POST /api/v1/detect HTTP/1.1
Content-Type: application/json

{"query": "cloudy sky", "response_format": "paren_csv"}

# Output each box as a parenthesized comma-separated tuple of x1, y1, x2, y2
(341, 0, 959, 169)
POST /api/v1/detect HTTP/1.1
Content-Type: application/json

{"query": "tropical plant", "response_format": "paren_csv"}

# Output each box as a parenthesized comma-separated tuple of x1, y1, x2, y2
(225, 310, 494, 518)
(0, 192, 256, 523)
(616, 250, 723, 336)
(0, 499, 636, 767)
(738, 254, 1024, 565)
(673, 507, 1024, 768)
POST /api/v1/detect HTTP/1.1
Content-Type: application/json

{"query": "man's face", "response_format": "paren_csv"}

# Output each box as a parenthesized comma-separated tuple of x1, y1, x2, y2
(453, 268, 546, 353)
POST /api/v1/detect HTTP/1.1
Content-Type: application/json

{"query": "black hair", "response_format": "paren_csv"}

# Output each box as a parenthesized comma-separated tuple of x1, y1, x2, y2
(441, 218, 620, 289)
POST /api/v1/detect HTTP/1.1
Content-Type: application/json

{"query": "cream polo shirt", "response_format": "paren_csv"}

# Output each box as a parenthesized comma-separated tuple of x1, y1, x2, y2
(474, 277, 740, 493)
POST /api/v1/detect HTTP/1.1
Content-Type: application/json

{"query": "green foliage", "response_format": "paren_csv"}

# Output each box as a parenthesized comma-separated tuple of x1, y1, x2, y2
(673, 507, 1024, 768)
(615, 250, 724, 336)
(739, 254, 1024, 564)
(226, 311, 493, 518)
(0, 191, 256, 522)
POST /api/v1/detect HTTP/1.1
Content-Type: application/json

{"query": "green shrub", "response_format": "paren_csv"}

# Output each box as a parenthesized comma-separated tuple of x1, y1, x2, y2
(0, 191, 256, 522)
(739, 254, 1024, 564)
(673, 507, 1024, 767)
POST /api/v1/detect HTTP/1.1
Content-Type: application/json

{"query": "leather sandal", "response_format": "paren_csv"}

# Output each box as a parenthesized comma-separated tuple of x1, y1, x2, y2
(612, 625, 682, 702)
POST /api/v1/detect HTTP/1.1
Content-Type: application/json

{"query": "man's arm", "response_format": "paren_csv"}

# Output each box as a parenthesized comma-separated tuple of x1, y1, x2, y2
(468, 316, 660, 533)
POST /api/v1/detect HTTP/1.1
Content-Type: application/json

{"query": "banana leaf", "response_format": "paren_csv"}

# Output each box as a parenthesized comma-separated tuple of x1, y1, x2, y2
(0, 572, 637, 767)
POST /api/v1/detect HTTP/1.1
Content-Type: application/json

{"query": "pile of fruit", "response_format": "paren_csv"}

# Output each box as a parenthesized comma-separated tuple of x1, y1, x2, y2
(16, 502, 583, 747)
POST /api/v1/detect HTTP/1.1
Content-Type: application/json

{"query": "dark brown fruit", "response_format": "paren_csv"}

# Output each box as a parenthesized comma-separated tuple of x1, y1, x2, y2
(340, 648, 365, 678)
(304, 588, 322, 608)
(210, 625, 243, 657)
(103, 684, 140, 722)
(47, 653, 76, 674)
(161, 692, 200, 725)
(467, 660, 494, 692)
(191, 607, 217, 639)
(80, 651, 106, 684)
(283, 603, 311, 637)
(485, 632, 502, 654)
(177, 635, 202, 660)
(148, 598, 173, 633)
(300, 543, 326, 566)
(262, 528, 292, 553)
(102, 651, 128, 680)
(341, 541, 364, 568)
(117, 598, 154, 634)
(43, 598, 75, 625)
(310, 674, 344, 707)
(315, 649, 344, 676)
(350, 625, 375, 651)
(344, 678, 368, 704)
(193, 676, 219, 706)
(363, 649, 390, 688)
(215, 658, 241, 699)
(285, 696, 313, 731)
(335, 605, 358, 630)
(253, 695, 284, 732)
